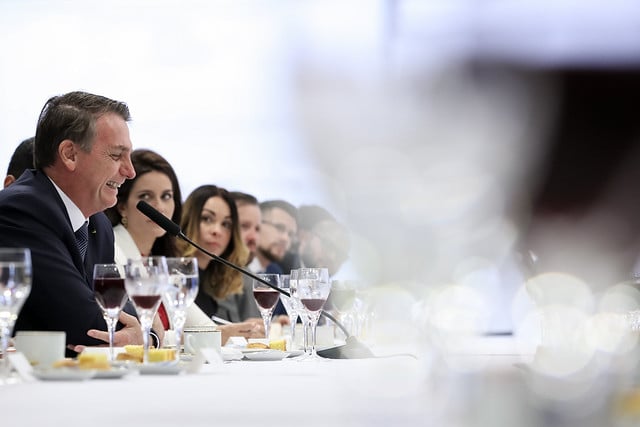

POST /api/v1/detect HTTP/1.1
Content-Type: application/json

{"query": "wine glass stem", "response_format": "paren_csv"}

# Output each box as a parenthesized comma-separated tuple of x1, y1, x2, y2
(140, 314, 154, 364)
(142, 325, 151, 364)
(310, 315, 319, 358)
(0, 324, 11, 380)
(174, 327, 183, 360)
(302, 318, 310, 354)
(290, 314, 298, 349)
(262, 312, 272, 340)
(105, 314, 118, 362)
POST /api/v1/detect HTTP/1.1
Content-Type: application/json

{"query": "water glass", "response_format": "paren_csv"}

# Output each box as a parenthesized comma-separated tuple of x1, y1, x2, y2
(279, 274, 300, 349)
(125, 256, 169, 364)
(162, 257, 199, 358)
(0, 248, 31, 381)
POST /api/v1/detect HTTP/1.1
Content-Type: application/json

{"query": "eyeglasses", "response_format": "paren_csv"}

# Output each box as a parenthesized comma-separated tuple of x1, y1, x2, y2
(262, 220, 297, 241)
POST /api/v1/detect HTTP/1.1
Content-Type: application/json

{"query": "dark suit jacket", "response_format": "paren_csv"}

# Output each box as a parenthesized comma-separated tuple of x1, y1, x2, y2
(0, 170, 125, 347)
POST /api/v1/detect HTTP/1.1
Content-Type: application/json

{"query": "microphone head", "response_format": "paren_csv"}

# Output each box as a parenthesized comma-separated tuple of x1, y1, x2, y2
(136, 200, 181, 237)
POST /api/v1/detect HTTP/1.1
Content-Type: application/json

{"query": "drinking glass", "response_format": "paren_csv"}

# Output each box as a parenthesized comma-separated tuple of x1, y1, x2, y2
(125, 256, 169, 364)
(93, 263, 127, 362)
(252, 274, 282, 340)
(0, 248, 31, 381)
(328, 280, 358, 339)
(289, 269, 312, 358)
(278, 274, 300, 349)
(162, 257, 199, 358)
(296, 267, 331, 361)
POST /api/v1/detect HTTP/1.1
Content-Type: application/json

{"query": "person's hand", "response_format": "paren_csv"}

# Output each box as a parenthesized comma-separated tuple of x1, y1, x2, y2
(246, 315, 289, 326)
(218, 321, 265, 345)
(86, 311, 143, 346)
(274, 315, 290, 326)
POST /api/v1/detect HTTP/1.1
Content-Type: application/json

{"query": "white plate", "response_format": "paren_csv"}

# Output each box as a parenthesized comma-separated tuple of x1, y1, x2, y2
(32, 368, 96, 381)
(138, 362, 184, 375)
(111, 360, 139, 369)
(244, 350, 288, 361)
(93, 367, 131, 379)
(240, 348, 271, 354)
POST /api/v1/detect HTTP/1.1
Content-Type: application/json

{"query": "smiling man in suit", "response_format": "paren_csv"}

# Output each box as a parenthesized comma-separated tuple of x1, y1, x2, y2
(0, 91, 161, 350)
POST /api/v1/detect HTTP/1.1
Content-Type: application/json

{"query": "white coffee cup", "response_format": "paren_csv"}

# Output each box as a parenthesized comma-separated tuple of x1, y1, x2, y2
(183, 328, 221, 355)
(14, 331, 66, 367)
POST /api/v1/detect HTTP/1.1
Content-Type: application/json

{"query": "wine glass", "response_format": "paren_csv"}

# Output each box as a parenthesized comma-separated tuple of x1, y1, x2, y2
(296, 267, 331, 361)
(0, 248, 31, 381)
(328, 280, 358, 339)
(252, 274, 282, 340)
(278, 274, 300, 349)
(162, 257, 199, 359)
(93, 263, 127, 362)
(125, 256, 169, 364)
(289, 268, 312, 358)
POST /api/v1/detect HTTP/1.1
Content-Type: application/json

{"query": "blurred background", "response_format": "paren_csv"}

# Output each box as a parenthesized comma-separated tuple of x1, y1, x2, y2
(2, 0, 640, 356)
(4, 1, 640, 424)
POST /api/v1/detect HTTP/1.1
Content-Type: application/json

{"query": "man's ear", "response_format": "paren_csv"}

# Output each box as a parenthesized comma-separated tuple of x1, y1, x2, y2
(58, 139, 78, 171)
(3, 175, 16, 188)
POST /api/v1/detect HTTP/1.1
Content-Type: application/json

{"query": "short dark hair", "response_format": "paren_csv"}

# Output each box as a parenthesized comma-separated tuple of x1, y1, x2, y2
(229, 191, 258, 207)
(6, 137, 34, 177)
(297, 204, 335, 231)
(259, 199, 298, 223)
(34, 91, 131, 169)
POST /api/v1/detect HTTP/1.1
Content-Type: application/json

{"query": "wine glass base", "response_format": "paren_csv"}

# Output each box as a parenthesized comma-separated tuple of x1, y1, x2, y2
(0, 370, 22, 385)
(295, 352, 330, 362)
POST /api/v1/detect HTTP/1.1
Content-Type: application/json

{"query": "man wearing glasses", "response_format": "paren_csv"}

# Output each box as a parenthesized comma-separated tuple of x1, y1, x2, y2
(249, 199, 298, 274)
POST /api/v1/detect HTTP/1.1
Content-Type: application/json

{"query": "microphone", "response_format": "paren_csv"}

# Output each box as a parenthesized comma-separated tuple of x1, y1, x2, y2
(136, 200, 373, 359)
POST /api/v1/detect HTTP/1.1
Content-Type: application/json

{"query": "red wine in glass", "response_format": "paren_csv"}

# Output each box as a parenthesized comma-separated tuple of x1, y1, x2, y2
(94, 277, 127, 310)
(301, 298, 326, 312)
(253, 288, 280, 310)
(131, 295, 162, 310)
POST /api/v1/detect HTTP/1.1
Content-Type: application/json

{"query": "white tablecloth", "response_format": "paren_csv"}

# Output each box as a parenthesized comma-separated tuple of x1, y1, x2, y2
(2, 356, 439, 427)
(1, 336, 539, 427)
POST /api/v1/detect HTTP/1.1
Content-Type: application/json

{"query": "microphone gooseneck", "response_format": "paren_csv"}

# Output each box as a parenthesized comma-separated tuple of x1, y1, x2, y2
(136, 200, 373, 358)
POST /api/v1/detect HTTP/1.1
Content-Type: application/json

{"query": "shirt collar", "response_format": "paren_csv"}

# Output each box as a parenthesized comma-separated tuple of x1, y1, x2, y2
(48, 176, 88, 232)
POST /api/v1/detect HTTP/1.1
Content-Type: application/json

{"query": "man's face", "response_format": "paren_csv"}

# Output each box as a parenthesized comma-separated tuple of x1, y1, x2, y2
(300, 220, 350, 276)
(237, 203, 261, 255)
(258, 207, 297, 262)
(74, 113, 135, 216)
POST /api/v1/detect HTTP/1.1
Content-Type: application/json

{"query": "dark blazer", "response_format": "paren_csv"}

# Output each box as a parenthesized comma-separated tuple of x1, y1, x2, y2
(0, 170, 122, 347)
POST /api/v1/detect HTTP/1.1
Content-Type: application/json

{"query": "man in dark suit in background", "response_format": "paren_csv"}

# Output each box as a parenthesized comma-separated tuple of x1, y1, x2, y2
(0, 91, 158, 350)
(3, 136, 34, 188)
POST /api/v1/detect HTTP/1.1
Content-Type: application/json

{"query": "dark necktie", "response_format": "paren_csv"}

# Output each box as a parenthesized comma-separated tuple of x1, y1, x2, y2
(75, 222, 89, 260)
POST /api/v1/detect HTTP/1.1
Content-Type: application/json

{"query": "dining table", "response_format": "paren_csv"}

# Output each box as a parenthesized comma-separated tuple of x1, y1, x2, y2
(0, 336, 539, 427)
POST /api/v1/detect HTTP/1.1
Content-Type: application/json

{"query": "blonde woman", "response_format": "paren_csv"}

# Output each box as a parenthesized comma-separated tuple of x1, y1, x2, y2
(180, 185, 264, 342)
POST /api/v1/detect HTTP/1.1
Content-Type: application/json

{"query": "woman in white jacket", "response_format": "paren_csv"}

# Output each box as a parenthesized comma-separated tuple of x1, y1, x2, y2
(105, 149, 262, 345)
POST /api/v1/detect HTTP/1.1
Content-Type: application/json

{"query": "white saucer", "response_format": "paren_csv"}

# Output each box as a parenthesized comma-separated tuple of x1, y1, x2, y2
(138, 362, 184, 375)
(32, 368, 95, 381)
(240, 348, 270, 354)
(93, 366, 131, 379)
(244, 350, 288, 361)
